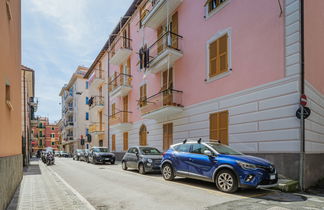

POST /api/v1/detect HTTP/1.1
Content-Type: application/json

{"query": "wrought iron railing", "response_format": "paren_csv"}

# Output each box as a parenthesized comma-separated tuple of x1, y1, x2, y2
(89, 96, 104, 109)
(108, 73, 132, 92)
(109, 111, 132, 126)
(139, 0, 161, 27)
(89, 69, 105, 87)
(110, 35, 132, 58)
(138, 89, 183, 115)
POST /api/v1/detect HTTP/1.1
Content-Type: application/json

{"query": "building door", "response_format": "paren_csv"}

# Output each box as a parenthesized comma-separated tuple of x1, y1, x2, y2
(139, 124, 147, 146)
(162, 68, 173, 106)
(123, 96, 128, 123)
(163, 123, 173, 150)
(112, 134, 116, 151)
(123, 132, 128, 151)
(210, 111, 228, 145)
(99, 111, 103, 131)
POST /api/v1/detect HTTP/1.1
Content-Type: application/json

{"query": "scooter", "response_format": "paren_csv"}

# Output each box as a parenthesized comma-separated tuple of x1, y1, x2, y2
(46, 152, 55, 166)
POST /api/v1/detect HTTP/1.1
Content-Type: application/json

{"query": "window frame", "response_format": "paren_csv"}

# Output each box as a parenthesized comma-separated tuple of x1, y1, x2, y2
(204, 0, 231, 20)
(205, 28, 232, 83)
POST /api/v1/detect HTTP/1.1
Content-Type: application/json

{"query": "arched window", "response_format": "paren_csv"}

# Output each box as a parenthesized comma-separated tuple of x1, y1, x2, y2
(139, 124, 147, 146)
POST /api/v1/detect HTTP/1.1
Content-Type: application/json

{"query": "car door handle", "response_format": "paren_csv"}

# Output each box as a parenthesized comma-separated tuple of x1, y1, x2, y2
(188, 158, 192, 161)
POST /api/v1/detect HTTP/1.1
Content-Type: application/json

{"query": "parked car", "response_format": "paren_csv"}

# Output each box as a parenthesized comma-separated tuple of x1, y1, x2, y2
(54, 151, 60, 157)
(59, 151, 69, 157)
(161, 140, 278, 193)
(88, 147, 115, 164)
(122, 146, 162, 174)
(73, 149, 84, 161)
(80, 149, 90, 162)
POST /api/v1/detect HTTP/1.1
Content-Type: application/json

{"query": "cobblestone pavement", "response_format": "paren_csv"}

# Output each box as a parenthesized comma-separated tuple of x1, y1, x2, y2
(7, 159, 95, 210)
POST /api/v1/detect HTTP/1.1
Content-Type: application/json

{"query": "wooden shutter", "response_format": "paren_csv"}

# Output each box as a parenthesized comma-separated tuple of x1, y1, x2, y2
(209, 34, 228, 77)
(123, 96, 128, 123)
(112, 134, 116, 151)
(157, 26, 164, 53)
(99, 111, 103, 131)
(210, 110, 228, 145)
(171, 12, 178, 49)
(219, 34, 228, 73)
(163, 123, 173, 150)
(209, 40, 217, 77)
(123, 132, 128, 151)
(139, 125, 147, 146)
(113, 72, 117, 88)
(127, 58, 131, 86)
(112, 103, 116, 116)
(140, 84, 147, 107)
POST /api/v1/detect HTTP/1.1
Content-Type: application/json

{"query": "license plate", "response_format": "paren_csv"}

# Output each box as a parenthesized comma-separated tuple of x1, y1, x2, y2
(270, 174, 276, 180)
(105, 158, 110, 160)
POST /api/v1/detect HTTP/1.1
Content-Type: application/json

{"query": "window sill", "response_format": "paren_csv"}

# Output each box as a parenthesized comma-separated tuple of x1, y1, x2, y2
(205, 70, 231, 84)
(205, 0, 231, 20)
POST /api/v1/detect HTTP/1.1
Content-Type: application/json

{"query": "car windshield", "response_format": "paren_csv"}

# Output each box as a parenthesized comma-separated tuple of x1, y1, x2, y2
(206, 143, 242, 155)
(93, 148, 109, 153)
(139, 147, 161, 155)
(76, 149, 83, 153)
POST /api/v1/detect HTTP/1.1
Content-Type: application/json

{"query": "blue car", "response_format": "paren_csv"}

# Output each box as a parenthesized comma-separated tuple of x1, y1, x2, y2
(161, 140, 278, 193)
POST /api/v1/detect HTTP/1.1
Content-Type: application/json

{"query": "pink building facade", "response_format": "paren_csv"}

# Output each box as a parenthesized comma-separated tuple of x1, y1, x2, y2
(85, 0, 324, 188)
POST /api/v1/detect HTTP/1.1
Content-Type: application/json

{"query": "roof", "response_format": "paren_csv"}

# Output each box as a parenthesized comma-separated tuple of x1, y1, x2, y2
(59, 66, 88, 96)
(84, 0, 143, 79)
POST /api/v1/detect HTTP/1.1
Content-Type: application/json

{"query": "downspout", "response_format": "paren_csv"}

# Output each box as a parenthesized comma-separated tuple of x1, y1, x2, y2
(299, 0, 305, 191)
(107, 42, 110, 150)
(23, 69, 27, 166)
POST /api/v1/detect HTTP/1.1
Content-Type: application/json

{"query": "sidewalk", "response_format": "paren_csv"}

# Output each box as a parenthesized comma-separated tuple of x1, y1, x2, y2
(7, 159, 94, 210)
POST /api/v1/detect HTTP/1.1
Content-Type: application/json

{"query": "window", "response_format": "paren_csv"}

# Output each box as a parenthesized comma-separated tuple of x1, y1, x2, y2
(99, 140, 103, 147)
(86, 128, 89, 135)
(123, 132, 128, 151)
(111, 103, 116, 116)
(5, 84, 13, 110)
(112, 134, 116, 151)
(209, 34, 228, 78)
(39, 140, 42, 146)
(85, 112, 89, 120)
(205, 0, 228, 14)
(210, 110, 228, 145)
(51, 142, 55, 146)
(163, 123, 173, 150)
(50, 134, 55, 138)
(86, 97, 89, 105)
(52, 127, 54, 130)
(139, 84, 147, 107)
(174, 144, 191, 153)
(191, 144, 211, 155)
(86, 81, 89, 89)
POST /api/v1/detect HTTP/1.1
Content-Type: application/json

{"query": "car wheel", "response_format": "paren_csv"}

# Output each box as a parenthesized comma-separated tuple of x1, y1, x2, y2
(92, 158, 96, 165)
(111, 160, 115, 165)
(139, 163, 145, 175)
(215, 169, 238, 193)
(162, 164, 174, 181)
(122, 161, 128, 170)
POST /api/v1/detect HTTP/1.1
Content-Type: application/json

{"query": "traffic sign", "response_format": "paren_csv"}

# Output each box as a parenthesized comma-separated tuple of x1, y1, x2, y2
(300, 94, 307, 107)
(296, 107, 311, 119)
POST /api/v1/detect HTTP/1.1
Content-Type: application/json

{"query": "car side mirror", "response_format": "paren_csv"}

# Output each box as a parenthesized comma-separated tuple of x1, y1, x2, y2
(204, 150, 212, 157)
(135, 151, 139, 157)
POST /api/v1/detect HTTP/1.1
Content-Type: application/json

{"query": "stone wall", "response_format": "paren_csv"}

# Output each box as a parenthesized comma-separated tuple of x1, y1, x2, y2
(0, 154, 23, 210)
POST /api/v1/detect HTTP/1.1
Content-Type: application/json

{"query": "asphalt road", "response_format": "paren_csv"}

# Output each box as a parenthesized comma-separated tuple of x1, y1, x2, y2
(50, 157, 271, 210)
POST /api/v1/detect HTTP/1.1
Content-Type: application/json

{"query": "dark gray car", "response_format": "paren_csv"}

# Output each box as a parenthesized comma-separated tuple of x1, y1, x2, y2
(88, 147, 115, 164)
(121, 146, 162, 174)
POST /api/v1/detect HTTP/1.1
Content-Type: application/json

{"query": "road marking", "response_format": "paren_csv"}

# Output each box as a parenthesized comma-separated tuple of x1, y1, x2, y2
(47, 165, 96, 210)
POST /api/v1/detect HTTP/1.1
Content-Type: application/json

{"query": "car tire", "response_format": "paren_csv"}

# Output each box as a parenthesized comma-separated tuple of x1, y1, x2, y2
(215, 169, 238, 193)
(162, 163, 174, 181)
(139, 163, 145, 175)
(122, 161, 128, 170)
(92, 158, 96, 165)
(111, 160, 115, 165)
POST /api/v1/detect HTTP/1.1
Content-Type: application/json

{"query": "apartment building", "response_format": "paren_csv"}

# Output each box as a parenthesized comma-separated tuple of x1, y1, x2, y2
(45, 123, 59, 150)
(21, 65, 37, 166)
(0, 0, 22, 208)
(84, 0, 324, 188)
(59, 66, 90, 153)
(31, 116, 49, 153)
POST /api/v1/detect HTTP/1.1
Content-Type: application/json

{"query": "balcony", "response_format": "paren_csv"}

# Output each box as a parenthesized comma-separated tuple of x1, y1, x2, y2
(64, 107, 73, 116)
(89, 69, 105, 89)
(108, 73, 132, 98)
(110, 35, 132, 66)
(89, 123, 105, 135)
(141, 0, 182, 29)
(139, 89, 183, 120)
(109, 111, 132, 132)
(143, 31, 183, 74)
(67, 133, 74, 141)
(89, 96, 104, 111)
(65, 121, 73, 129)
(65, 92, 73, 103)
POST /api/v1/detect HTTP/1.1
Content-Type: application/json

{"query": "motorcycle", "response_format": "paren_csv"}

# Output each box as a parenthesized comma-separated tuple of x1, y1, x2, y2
(45, 152, 55, 166)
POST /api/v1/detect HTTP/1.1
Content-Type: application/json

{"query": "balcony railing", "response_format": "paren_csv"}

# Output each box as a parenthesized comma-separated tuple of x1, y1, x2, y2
(109, 111, 132, 126)
(140, 0, 182, 29)
(110, 35, 132, 65)
(108, 73, 132, 98)
(89, 69, 105, 88)
(139, 88, 183, 118)
(140, 31, 183, 74)
(89, 96, 104, 110)
(89, 123, 105, 133)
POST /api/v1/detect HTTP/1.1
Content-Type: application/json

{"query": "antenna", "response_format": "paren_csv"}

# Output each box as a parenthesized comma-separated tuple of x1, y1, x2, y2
(197, 138, 202, 144)
(183, 139, 187, 144)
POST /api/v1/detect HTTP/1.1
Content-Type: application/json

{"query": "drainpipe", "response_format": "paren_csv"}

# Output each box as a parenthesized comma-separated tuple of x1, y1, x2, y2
(107, 42, 111, 151)
(299, 0, 305, 191)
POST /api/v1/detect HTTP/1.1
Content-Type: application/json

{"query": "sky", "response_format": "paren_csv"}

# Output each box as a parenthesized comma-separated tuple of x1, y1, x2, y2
(22, 0, 133, 123)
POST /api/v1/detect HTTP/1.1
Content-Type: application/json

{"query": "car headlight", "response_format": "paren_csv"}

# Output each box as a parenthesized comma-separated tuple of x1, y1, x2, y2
(236, 160, 256, 170)
(147, 159, 153, 163)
